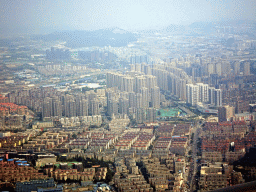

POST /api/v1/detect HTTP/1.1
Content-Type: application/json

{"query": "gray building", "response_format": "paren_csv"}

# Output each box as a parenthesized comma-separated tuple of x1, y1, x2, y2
(16, 178, 55, 192)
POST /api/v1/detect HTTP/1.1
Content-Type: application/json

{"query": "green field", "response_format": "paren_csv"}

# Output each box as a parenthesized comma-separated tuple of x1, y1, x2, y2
(157, 108, 185, 117)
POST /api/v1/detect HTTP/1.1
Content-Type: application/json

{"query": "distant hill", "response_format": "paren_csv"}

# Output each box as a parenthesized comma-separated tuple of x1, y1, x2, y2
(158, 20, 256, 35)
(165, 24, 187, 33)
(32, 28, 138, 48)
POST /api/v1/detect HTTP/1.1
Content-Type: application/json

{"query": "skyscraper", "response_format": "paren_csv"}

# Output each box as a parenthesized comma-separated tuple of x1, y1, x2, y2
(89, 99, 100, 115)
(218, 107, 227, 122)
(244, 62, 250, 76)
(106, 91, 118, 116)
(207, 63, 215, 75)
(78, 99, 88, 116)
(145, 75, 157, 90)
(122, 76, 134, 93)
(135, 63, 142, 72)
(215, 63, 222, 76)
(136, 108, 145, 124)
(135, 76, 146, 93)
(197, 83, 209, 103)
(150, 86, 160, 109)
(146, 108, 157, 122)
(234, 61, 240, 75)
(135, 93, 143, 109)
(119, 98, 129, 115)
(208, 87, 215, 105)
(140, 87, 149, 109)
(186, 84, 199, 106)
(214, 89, 222, 107)
(42, 97, 53, 118)
(52, 98, 62, 117)
(69, 100, 76, 117)
(128, 92, 136, 109)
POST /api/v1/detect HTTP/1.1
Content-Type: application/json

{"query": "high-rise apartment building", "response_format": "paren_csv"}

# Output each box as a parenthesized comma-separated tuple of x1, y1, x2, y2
(215, 63, 222, 76)
(140, 87, 149, 108)
(218, 107, 227, 122)
(150, 87, 160, 109)
(214, 89, 222, 107)
(107, 99, 118, 116)
(146, 108, 157, 122)
(69, 100, 76, 117)
(135, 63, 142, 72)
(208, 63, 215, 75)
(244, 62, 250, 76)
(221, 61, 231, 76)
(208, 87, 222, 107)
(234, 61, 240, 75)
(135, 108, 145, 124)
(78, 99, 88, 116)
(208, 87, 215, 105)
(144, 65, 152, 75)
(89, 99, 100, 115)
(218, 105, 235, 122)
(186, 84, 199, 106)
(42, 97, 53, 118)
(135, 76, 146, 93)
(135, 93, 143, 109)
(145, 75, 157, 90)
(52, 98, 62, 117)
(197, 83, 209, 103)
(210, 74, 218, 87)
(122, 76, 134, 92)
(130, 64, 135, 71)
(128, 92, 136, 109)
(119, 97, 129, 115)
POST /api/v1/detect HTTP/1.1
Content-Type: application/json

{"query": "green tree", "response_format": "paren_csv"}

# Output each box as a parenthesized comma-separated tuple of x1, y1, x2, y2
(72, 133, 77, 139)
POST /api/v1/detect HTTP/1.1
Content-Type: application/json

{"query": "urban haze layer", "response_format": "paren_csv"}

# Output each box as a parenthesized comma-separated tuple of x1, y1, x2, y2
(1, 20, 256, 192)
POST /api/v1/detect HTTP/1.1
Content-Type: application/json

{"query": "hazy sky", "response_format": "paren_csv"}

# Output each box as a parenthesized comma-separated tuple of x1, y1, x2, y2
(0, 0, 255, 35)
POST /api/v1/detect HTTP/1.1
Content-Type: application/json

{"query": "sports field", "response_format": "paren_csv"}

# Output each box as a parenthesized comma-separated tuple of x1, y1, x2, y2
(157, 107, 185, 117)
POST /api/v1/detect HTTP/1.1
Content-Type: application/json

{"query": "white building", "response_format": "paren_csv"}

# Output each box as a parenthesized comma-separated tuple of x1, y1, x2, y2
(186, 84, 199, 106)
(197, 83, 209, 103)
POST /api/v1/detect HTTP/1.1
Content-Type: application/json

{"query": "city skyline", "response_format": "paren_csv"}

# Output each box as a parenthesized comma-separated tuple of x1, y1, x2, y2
(0, 1, 256, 191)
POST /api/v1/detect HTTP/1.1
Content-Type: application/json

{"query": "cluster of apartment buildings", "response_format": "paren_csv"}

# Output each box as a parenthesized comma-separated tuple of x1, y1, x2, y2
(0, 101, 28, 117)
(5, 61, 254, 126)
(141, 157, 186, 191)
(0, 135, 28, 149)
(60, 115, 102, 127)
(186, 83, 222, 107)
(107, 61, 255, 123)
(199, 160, 247, 191)
(108, 114, 130, 133)
(0, 159, 48, 183)
(37, 63, 87, 76)
(7, 87, 105, 119)
(0, 120, 193, 191)
(198, 120, 256, 191)
(114, 131, 155, 150)
(113, 157, 154, 192)
(106, 64, 192, 119)
(22, 131, 71, 152)
(0, 156, 110, 191)
(44, 166, 107, 182)
(69, 131, 118, 151)
(106, 72, 160, 123)
(0, 95, 29, 130)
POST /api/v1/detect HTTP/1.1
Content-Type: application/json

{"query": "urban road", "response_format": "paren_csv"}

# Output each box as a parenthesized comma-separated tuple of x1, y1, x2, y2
(187, 122, 201, 192)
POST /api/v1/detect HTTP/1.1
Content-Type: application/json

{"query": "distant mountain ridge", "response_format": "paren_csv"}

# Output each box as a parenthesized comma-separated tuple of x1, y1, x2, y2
(136, 20, 256, 35)
(32, 28, 138, 48)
